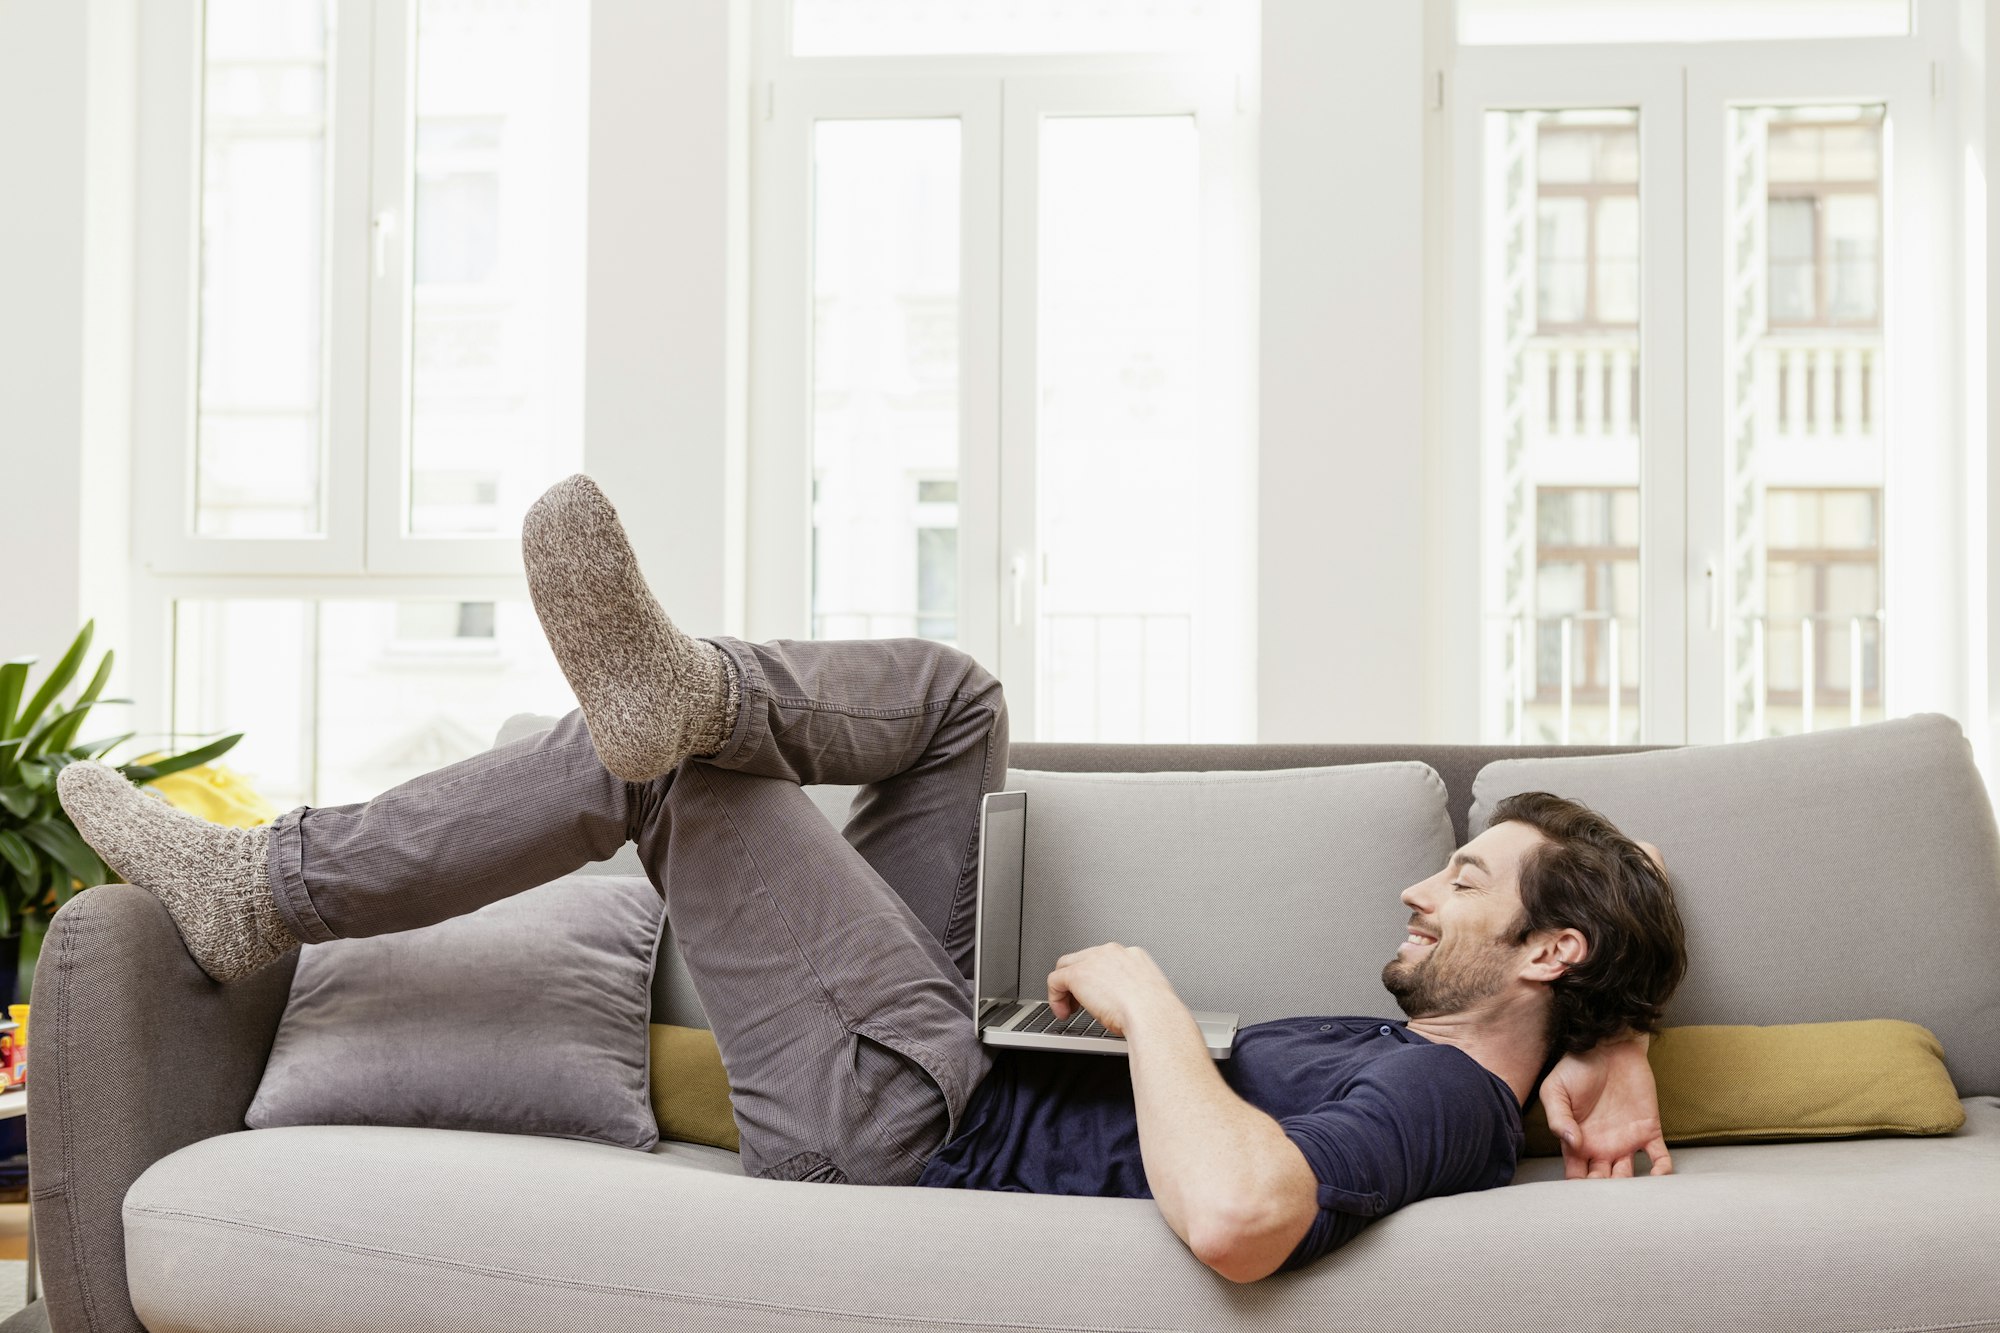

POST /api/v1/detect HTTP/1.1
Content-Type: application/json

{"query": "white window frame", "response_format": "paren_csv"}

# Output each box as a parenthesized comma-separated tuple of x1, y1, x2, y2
(133, 0, 559, 582)
(1441, 10, 1958, 746)
(747, 2, 1257, 741)
(125, 0, 613, 792)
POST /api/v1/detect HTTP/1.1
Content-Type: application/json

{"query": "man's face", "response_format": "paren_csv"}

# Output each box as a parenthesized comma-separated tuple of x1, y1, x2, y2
(1381, 820, 1551, 1019)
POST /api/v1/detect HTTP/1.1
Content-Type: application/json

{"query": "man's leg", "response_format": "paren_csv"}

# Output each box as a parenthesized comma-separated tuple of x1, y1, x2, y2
(704, 634, 1008, 980)
(641, 760, 991, 1185)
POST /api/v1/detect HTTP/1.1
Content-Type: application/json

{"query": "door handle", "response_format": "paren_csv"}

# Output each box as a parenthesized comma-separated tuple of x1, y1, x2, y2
(372, 208, 397, 280)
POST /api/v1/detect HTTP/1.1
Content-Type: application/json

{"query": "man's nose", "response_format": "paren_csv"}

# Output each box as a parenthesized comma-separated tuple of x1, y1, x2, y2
(1400, 881, 1433, 913)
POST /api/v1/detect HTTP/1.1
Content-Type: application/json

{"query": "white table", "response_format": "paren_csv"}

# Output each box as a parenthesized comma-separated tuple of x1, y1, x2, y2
(0, 1088, 32, 1304)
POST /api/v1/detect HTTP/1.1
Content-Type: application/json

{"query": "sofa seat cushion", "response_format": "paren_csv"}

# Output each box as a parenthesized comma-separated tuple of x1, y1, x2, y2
(125, 1105, 2000, 1332)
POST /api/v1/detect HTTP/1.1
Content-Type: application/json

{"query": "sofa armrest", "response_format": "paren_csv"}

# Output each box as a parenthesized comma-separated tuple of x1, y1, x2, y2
(27, 886, 297, 1333)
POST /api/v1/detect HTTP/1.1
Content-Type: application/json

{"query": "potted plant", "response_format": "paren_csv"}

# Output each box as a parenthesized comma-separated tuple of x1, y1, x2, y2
(0, 619, 243, 1002)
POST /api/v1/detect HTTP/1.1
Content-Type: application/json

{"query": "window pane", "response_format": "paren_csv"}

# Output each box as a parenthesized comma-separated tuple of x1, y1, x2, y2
(314, 600, 571, 801)
(1824, 193, 1879, 321)
(1459, 0, 1907, 44)
(406, 0, 589, 538)
(171, 599, 315, 810)
(810, 120, 962, 643)
(916, 527, 958, 641)
(1595, 195, 1639, 324)
(195, 0, 332, 538)
(1725, 104, 1889, 740)
(792, 0, 1242, 56)
(1037, 117, 1202, 742)
(172, 597, 574, 809)
(1536, 198, 1588, 325)
(1485, 110, 1643, 744)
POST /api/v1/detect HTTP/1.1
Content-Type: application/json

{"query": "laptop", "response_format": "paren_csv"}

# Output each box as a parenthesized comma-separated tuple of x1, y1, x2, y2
(973, 790, 1238, 1059)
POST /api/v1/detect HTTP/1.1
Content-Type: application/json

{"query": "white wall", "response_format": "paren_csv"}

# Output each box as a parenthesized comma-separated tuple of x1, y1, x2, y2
(582, 0, 750, 642)
(1256, 0, 1428, 741)
(0, 0, 136, 688)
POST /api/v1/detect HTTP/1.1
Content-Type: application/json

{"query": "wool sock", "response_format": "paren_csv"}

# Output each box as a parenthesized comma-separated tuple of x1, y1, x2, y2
(56, 761, 298, 984)
(521, 473, 741, 782)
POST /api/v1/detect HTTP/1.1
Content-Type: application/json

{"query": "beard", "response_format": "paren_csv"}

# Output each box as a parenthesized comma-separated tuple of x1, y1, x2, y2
(1381, 935, 1516, 1019)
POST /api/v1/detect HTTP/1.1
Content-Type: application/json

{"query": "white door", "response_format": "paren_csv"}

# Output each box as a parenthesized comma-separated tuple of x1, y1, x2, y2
(1450, 41, 1942, 745)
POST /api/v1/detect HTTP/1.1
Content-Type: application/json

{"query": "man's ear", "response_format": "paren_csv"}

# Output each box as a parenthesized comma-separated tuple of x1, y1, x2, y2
(1522, 927, 1589, 983)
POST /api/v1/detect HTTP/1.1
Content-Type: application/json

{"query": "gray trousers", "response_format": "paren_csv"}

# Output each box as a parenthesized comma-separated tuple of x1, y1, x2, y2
(263, 636, 1006, 1187)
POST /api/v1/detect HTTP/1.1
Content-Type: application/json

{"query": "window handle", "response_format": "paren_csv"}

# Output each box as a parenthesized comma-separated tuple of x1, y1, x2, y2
(1011, 555, 1026, 627)
(1704, 558, 1719, 632)
(372, 208, 397, 280)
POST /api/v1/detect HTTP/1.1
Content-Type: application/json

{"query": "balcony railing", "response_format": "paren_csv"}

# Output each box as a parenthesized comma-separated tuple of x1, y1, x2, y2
(1740, 610, 1886, 737)
(1491, 611, 1638, 745)
(1528, 330, 1881, 443)
(1489, 609, 1885, 743)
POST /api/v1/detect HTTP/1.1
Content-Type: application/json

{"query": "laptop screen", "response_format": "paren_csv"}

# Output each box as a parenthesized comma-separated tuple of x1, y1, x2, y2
(977, 793, 1028, 1006)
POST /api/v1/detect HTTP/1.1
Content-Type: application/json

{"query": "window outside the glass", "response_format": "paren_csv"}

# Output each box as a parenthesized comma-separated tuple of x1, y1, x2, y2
(172, 597, 573, 810)
(1724, 105, 1887, 739)
(1485, 108, 1645, 745)
(809, 119, 963, 644)
(194, 0, 333, 538)
(405, 0, 589, 539)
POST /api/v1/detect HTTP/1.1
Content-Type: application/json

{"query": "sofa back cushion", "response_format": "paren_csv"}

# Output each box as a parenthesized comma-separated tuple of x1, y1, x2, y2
(1006, 764, 1456, 1023)
(1469, 713, 2000, 1096)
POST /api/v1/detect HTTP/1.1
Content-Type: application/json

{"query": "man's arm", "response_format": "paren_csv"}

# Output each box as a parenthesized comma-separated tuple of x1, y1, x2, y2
(1046, 943, 1317, 1283)
(1541, 1030, 1672, 1178)
(1537, 836, 1675, 1178)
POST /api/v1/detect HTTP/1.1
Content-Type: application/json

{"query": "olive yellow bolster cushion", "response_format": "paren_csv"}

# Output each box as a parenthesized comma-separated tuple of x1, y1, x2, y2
(1522, 1019, 1966, 1157)
(654, 1019, 1965, 1159)
(649, 1025, 740, 1152)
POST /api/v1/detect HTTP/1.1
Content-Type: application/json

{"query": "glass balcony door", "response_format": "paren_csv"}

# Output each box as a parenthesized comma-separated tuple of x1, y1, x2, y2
(996, 75, 1249, 743)
(1452, 42, 1942, 745)
(1685, 53, 1935, 744)
(1449, 59, 1688, 745)
(751, 68, 1251, 742)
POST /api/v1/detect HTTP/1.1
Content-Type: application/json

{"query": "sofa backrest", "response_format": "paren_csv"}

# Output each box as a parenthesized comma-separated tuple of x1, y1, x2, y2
(494, 711, 2000, 1096)
(1002, 764, 1456, 1023)
(1469, 713, 2000, 1097)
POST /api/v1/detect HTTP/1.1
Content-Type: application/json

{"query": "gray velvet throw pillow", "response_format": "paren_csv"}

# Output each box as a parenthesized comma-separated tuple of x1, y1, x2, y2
(247, 872, 664, 1152)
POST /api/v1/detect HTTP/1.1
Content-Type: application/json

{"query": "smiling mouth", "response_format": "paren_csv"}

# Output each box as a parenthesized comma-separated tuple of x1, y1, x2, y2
(1401, 931, 1437, 953)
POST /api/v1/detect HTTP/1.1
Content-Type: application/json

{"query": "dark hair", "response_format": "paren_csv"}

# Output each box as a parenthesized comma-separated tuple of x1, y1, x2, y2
(1487, 791, 1688, 1059)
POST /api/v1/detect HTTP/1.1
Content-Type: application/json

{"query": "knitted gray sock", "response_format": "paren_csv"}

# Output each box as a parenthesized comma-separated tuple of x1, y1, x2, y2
(521, 473, 741, 782)
(55, 761, 298, 984)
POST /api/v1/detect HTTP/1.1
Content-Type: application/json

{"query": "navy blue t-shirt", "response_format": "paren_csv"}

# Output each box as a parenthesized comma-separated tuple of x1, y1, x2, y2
(916, 1016, 1524, 1273)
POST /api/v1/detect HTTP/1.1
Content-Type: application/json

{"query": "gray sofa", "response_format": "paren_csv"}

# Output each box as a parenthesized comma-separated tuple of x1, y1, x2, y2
(12, 712, 2000, 1332)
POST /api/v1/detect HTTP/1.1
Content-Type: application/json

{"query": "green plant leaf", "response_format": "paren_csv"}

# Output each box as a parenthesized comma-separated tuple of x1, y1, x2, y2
(16, 709, 71, 763)
(41, 649, 114, 755)
(136, 732, 244, 780)
(72, 732, 137, 761)
(11, 621, 93, 742)
(40, 702, 97, 758)
(22, 821, 110, 891)
(0, 658, 34, 741)
(0, 786, 35, 821)
(16, 759, 53, 792)
(0, 830, 33, 880)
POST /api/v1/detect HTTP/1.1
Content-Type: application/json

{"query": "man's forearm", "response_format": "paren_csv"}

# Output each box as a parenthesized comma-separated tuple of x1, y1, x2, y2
(1123, 994, 1316, 1274)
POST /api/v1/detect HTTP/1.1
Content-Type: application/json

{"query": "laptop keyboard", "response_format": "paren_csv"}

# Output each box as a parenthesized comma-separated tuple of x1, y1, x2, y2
(1011, 1002, 1114, 1040)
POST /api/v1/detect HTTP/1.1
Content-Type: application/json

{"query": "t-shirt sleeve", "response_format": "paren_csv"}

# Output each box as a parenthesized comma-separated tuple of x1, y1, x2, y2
(1274, 1047, 1519, 1273)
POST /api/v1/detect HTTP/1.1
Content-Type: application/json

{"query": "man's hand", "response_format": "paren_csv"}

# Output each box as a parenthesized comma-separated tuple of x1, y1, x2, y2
(1046, 942, 1181, 1038)
(1541, 1033, 1673, 1179)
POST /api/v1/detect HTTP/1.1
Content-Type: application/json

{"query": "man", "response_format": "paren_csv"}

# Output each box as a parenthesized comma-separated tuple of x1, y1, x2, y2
(58, 474, 1686, 1283)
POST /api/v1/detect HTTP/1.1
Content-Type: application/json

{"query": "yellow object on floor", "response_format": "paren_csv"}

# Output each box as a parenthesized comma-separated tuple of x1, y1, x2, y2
(127, 756, 279, 828)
